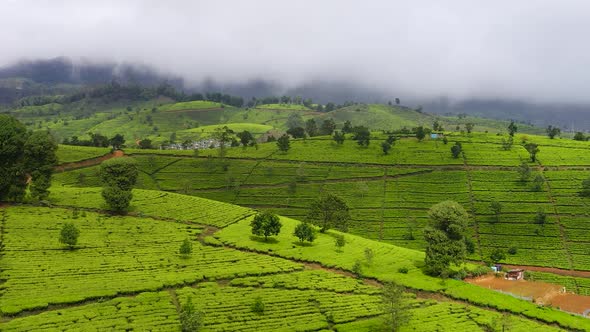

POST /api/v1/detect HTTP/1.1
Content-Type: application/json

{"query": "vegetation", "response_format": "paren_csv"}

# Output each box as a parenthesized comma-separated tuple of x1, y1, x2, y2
(381, 282, 412, 332)
(250, 212, 282, 241)
(100, 158, 138, 212)
(59, 222, 80, 249)
(180, 296, 204, 332)
(423, 201, 469, 276)
(307, 194, 350, 232)
(293, 222, 316, 243)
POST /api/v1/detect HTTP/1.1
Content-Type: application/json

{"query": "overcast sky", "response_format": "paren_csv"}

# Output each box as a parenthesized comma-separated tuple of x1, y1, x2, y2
(2, 0, 590, 103)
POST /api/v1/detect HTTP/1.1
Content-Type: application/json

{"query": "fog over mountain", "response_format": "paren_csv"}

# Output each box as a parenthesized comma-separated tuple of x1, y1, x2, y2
(1, 0, 590, 128)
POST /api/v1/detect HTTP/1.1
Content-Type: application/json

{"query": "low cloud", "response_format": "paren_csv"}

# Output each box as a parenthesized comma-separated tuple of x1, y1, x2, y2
(2, 0, 590, 103)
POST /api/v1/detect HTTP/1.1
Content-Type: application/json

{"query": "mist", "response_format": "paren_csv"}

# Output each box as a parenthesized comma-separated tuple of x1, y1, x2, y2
(2, 0, 590, 104)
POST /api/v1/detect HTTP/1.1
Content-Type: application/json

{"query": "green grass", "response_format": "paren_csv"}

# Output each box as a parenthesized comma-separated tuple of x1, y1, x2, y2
(255, 103, 312, 111)
(158, 100, 223, 111)
(0, 206, 301, 314)
(55, 145, 111, 163)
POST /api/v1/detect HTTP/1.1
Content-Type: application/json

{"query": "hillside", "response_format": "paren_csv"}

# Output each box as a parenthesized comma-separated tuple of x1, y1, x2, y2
(1, 185, 588, 331)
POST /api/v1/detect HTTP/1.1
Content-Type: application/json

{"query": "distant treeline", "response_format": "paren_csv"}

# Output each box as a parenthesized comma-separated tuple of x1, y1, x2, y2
(13, 81, 356, 112)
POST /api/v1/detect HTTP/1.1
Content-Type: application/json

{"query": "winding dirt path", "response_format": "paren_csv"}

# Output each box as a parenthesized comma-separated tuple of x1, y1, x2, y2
(55, 150, 124, 172)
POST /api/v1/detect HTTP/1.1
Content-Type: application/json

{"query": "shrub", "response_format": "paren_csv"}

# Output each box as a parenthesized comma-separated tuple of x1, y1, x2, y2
(180, 296, 204, 332)
(179, 239, 193, 257)
(397, 267, 409, 274)
(251, 297, 265, 314)
(507, 247, 518, 255)
(59, 222, 80, 249)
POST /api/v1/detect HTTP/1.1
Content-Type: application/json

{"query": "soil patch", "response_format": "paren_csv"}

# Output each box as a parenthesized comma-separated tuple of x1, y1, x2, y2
(467, 274, 590, 315)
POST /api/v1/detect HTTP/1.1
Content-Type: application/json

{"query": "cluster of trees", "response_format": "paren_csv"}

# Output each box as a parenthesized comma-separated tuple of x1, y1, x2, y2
(285, 114, 337, 138)
(0, 115, 58, 201)
(63, 133, 125, 149)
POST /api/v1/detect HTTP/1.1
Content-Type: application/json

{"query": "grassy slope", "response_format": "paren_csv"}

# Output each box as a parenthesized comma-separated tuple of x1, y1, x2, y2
(0, 187, 585, 330)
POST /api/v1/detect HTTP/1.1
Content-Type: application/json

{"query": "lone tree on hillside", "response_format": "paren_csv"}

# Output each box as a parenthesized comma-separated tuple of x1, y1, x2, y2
(305, 119, 318, 137)
(524, 143, 539, 162)
(237, 130, 255, 147)
(180, 296, 204, 332)
(490, 201, 502, 223)
(451, 142, 462, 158)
(333, 131, 345, 145)
(381, 282, 412, 332)
(286, 127, 305, 139)
(109, 134, 125, 150)
(320, 118, 336, 135)
(342, 120, 353, 134)
(59, 222, 80, 249)
(307, 193, 350, 232)
(179, 238, 193, 257)
(293, 222, 316, 243)
(423, 201, 469, 276)
(574, 132, 586, 141)
(352, 126, 371, 146)
(508, 121, 518, 136)
(381, 141, 392, 155)
(517, 162, 531, 182)
(546, 125, 561, 139)
(581, 176, 590, 197)
(277, 134, 290, 152)
(250, 212, 282, 241)
(464, 123, 474, 134)
(100, 158, 138, 212)
(415, 126, 426, 141)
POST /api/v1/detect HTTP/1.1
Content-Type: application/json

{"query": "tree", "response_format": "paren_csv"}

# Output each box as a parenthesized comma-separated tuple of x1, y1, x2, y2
(286, 112, 304, 129)
(335, 234, 346, 250)
(490, 201, 502, 223)
(574, 132, 586, 141)
(59, 222, 80, 249)
(211, 126, 235, 149)
(381, 282, 411, 332)
(524, 143, 539, 162)
(364, 248, 374, 265)
(508, 121, 518, 136)
(251, 297, 265, 314)
(100, 158, 138, 212)
(138, 138, 153, 149)
(305, 119, 318, 137)
(237, 130, 254, 147)
(342, 120, 353, 134)
(381, 141, 392, 155)
(179, 238, 193, 257)
(432, 120, 442, 132)
(320, 118, 336, 135)
(24, 131, 58, 201)
(332, 131, 345, 144)
(534, 209, 546, 225)
(464, 123, 474, 134)
(581, 176, 590, 197)
(546, 125, 561, 139)
(532, 174, 544, 192)
(0, 115, 28, 201)
(286, 126, 306, 138)
(250, 212, 282, 241)
(517, 162, 531, 182)
(294, 222, 316, 243)
(307, 194, 350, 232)
(352, 126, 370, 147)
(109, 134, 125, 150)
(423, 201, 469, 276)
(395, 98, 400, 105)
(277, 134, 290, 152)
(489, 248, 506, 263)
(386, 135, 396, 145)
(451, 142, 462, 158)
(415, 126, 426, 141)
(324, 102, 336, 112)
(180, 296, 204, 332)
(501, 136, 513, 150)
